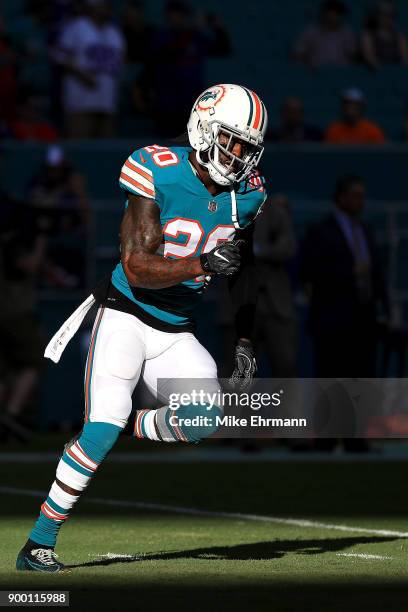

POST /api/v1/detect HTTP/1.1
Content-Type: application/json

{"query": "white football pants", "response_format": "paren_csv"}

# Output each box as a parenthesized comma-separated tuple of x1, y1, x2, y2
(84, 306, 220, 428)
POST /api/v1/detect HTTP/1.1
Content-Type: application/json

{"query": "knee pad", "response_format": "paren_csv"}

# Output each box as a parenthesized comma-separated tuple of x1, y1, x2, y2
(92, 382, 133, 428)
(170, 403, 222, 443)
(104, 330, 144, 380)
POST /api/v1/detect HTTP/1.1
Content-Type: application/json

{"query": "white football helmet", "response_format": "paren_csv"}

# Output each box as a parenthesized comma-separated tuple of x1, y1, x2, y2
(187, 83, 268, 186)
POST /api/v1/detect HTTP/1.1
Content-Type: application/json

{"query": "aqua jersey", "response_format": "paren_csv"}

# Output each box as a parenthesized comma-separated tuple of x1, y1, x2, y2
(111, 145, 267, 327)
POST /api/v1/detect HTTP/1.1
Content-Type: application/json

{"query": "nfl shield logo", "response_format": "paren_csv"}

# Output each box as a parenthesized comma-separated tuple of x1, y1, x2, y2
(208, 200, 217, 213)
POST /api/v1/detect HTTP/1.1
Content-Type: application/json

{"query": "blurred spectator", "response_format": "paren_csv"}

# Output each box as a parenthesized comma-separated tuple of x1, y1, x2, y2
(300, 174, 389, 380)
(361, 0, 408, 70)
(293, 0, 356, 68)
(53, 0, 126, 138)
(325, 88, 386, 143)
(253, 195, 298, 377)
(0, 215, 46, 440)
(27, 145, 89, 287)
(269, 97, 323, 143)
(9, 91, 58, 142)
(28, 145, 90, 224)
(122, 1, 156, 64)
(0, 14, 18, 122)
(140, 1, 231, 136)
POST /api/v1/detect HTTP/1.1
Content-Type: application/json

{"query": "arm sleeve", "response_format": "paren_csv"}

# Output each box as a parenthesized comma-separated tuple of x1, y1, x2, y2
(119, 150, 156, 200)
(228, 224, 257, 340)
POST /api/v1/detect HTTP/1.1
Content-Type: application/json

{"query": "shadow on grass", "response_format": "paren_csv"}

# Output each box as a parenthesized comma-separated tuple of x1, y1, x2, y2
(66, 535, 398, 569)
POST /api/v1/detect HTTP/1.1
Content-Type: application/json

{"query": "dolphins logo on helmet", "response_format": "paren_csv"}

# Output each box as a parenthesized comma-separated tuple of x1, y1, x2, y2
(196, 86, 226, 111)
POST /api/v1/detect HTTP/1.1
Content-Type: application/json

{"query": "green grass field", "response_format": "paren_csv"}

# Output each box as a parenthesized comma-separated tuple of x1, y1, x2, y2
(1, 442, 408, 610)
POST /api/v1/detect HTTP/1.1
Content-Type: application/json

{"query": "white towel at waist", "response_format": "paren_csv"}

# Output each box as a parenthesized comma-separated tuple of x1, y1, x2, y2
(44, 294, 96, 363)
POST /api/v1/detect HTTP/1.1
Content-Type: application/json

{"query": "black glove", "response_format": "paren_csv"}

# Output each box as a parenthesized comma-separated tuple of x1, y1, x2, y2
(229, 339, 257, 390)
(200, 239, 242, 276)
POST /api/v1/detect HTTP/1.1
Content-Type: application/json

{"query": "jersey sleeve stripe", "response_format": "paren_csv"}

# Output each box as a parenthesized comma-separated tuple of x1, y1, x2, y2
(119, 173, 155, 198)
(125, 158, 153, 182)
(127, 155, 153, 175)
(121, 164, 155, 193)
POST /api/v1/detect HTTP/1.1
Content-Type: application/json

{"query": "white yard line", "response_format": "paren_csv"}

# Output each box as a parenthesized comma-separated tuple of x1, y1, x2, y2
(93, 553, 138, 560)
(1, 485, 408, 539)
(337, 553, 393, 560)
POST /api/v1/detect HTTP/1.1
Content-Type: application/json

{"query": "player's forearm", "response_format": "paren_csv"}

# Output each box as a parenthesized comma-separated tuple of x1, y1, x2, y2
(123, 253, 204, 289)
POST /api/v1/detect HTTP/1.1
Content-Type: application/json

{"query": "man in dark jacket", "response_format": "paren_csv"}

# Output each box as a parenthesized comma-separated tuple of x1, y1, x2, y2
(300, 175, 389, 449)
(301, 174, 388, 378)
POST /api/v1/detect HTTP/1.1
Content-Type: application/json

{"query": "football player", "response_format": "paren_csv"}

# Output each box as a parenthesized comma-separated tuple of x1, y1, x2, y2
(16, 84, 267, 572)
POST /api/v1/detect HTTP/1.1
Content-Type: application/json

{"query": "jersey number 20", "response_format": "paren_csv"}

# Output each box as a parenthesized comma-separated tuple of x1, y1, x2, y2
(163, 218, 235, 281)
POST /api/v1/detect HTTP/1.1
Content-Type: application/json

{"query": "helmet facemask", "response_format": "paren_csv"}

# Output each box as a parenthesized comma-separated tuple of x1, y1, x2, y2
(196, 120, 264, 186)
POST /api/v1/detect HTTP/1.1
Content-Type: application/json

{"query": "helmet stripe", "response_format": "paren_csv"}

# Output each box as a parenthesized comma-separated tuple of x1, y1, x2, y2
(243, 87, 254, 127)
(259, 101, 267, 131)
(251, 90, 262, 130)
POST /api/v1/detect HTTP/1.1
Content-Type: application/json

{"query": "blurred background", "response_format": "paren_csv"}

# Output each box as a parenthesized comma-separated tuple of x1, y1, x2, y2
(1, 0, 408, 445)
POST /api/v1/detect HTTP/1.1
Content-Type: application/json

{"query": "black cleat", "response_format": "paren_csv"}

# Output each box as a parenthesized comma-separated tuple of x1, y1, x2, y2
(16, 545, 65, 573)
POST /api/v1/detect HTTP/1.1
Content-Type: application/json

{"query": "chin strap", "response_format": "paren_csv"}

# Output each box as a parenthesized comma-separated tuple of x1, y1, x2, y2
(230, 188, 241, 229)
(192, 153, 241, 229)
